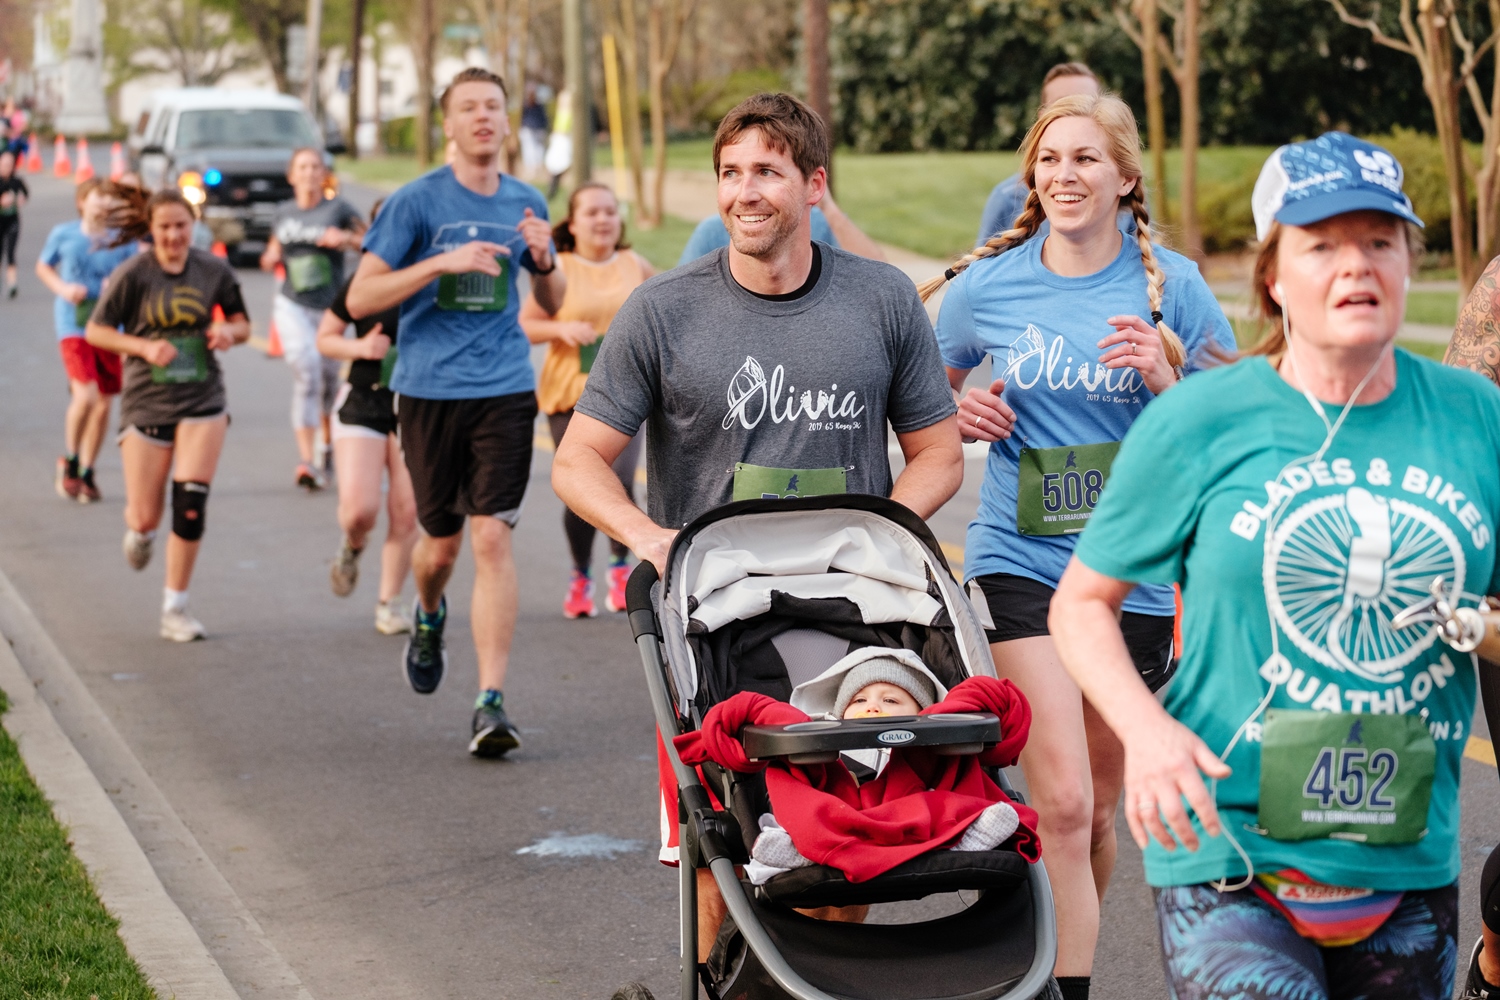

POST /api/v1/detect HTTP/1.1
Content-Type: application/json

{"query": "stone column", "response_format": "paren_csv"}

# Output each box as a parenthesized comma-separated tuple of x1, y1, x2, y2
(55, 0, 111, 135)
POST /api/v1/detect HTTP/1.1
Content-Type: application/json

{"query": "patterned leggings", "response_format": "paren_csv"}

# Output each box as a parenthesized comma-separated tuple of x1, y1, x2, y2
(1155, 881, 1458, 1000)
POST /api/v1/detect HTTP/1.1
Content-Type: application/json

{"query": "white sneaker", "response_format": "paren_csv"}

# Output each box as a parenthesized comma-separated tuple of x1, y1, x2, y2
(330, 537, 361, 597)
(160, 607, 206, 642)
(375, 600, 412, 635)
(123, 529, 153, 571)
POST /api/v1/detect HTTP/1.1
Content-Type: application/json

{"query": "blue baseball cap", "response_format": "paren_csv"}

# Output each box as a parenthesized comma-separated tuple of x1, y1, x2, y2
(1252, 131, 1423, 242)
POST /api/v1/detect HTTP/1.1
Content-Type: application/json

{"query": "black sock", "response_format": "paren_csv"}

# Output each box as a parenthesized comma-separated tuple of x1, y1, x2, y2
(65, 454, 79, 478)
(80, 467, 94, 485)
(1056, 976, 1090, 1000)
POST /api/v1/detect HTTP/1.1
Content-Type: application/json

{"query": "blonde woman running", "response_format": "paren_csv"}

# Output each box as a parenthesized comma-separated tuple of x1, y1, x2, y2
(925, 92, 1233, 1000)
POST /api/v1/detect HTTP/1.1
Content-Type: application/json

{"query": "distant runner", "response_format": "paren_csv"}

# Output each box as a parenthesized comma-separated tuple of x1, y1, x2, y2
(348, 66, 565, 757)
(85, 188, 251, 641)
(261, 148, 365, 490)
(36, 178, 139, 502)
(0, 148, 29, 299)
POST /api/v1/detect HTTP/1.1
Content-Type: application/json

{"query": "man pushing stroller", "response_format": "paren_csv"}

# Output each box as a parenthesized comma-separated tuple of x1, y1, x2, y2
(553, 91, 963, 961)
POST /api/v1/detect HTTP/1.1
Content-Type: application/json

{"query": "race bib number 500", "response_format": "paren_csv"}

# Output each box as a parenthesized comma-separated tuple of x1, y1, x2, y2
(1015, 442, 1119, 536)
(1258, 709, 1436, 844)
(437, 256, 510, 312)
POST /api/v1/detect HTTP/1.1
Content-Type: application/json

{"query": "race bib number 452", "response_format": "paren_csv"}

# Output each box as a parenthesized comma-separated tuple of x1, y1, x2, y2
(1015, 441, 1119, 536)
(1258, 709, 1436, 845)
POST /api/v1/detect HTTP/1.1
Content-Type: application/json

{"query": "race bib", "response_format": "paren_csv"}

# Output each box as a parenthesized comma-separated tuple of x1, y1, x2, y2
(732, 464, 847, 501)
(579, 339, 600, 374)
(286, 253, 333, 293)
(74, 298, 96, 328)
(150, 335, 209, 385)
(1258, 709, 1435, 845)
(436, 256, 510, 312)
(1015, 442, 1120, 536)
(377, 345, 398, 389)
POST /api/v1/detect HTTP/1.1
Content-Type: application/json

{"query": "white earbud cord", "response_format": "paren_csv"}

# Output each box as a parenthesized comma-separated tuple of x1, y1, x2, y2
(1209, 295, 1389, 893)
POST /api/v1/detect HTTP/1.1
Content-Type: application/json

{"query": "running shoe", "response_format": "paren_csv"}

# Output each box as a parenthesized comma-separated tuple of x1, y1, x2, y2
(77, 469, 101, 504)
(375, 600, 412, 635)
(329, 537, 361, 596)
(469, 699, 522, 758)
(55, 456, 81, 499)
(604, 560, 631, 613)
(122, 529, 153, 571)
(563, 570, 596, 619)
(403, 597, 447, 694)
(295, 463, 324, 491)
(160, 607, 206, 642)
(1463, 938, 1498, 999)
(7, 285, 15, 299)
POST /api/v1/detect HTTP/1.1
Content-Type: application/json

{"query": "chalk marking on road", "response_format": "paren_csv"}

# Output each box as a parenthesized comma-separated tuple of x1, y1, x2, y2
(516, 832, 645, 859)
(0, 623, 240, 999)
(0, 566, 314, 1000)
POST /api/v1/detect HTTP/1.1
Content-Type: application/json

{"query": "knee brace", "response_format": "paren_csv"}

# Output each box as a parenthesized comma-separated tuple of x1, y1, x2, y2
(171, 481, 210, 541)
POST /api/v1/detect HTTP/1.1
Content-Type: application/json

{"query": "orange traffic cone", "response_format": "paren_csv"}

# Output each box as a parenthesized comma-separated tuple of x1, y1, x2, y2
(211, 241, 228, 258)
(25, 134, 41, 173)
(53, 135, 71, 178)
(264, 262, 285, 356)
(73, 138, 94, 183)
(108, 142, 126, 181)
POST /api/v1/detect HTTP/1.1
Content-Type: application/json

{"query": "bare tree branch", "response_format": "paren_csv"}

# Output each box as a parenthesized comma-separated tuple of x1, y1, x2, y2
(1324, 0, 1418, 55)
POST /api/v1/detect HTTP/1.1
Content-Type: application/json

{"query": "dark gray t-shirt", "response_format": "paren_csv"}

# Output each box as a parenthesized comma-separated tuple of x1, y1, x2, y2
(575, 243, 956, 528)
(272, 195, 361, 310)
(93, 248, 246, 428)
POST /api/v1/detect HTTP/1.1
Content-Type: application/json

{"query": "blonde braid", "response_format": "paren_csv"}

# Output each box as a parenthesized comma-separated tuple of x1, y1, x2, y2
(918, 189, 1047, 302)
(1127, 189, 1186, 369)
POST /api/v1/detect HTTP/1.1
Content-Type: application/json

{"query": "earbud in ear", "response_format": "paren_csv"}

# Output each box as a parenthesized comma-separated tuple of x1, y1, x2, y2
(1273, 282, 1285, 305)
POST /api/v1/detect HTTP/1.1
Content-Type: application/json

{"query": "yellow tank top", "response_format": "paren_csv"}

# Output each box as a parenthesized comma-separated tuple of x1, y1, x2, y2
(536, 250, 650, 415)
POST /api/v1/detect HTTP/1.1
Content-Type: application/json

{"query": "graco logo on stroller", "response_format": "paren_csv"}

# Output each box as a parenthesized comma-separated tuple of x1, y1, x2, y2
(877, 729, 916, 745)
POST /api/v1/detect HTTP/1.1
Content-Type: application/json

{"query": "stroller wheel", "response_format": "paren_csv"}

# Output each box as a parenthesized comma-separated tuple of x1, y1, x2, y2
(609, 983, 656, 1000)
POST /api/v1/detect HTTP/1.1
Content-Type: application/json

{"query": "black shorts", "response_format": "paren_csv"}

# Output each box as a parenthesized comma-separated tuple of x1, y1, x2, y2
(337, 384, 398, 437)
(398, 392, 537, 538)
(117, 410, 228, 447)
(971, 572, 1176, 692)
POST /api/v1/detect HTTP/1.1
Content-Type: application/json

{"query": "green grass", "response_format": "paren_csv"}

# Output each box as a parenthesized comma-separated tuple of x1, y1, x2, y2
(1404, 289, 1460, 327)
(0, 688, 156, 999)
(625, 214, 698, 271)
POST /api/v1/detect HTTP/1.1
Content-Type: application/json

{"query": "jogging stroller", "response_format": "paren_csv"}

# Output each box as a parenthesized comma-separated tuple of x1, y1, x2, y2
(625, 495, 1059, 1000)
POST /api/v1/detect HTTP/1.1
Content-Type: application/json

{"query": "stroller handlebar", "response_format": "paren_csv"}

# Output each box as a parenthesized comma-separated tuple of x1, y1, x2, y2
(741, 713, 1001, 763)
(627, 561, 661, 639)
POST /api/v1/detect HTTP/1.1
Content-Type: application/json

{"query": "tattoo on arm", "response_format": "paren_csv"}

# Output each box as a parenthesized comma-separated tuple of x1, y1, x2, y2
(1447, 257, 1500, 385)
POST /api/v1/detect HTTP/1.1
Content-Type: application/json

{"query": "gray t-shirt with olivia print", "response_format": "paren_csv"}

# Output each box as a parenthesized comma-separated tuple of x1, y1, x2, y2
(575, 243, 956, 529)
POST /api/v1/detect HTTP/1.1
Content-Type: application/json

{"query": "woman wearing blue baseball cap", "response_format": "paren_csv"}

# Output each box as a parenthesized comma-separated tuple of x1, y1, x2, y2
(1050, 130, 1500, 998)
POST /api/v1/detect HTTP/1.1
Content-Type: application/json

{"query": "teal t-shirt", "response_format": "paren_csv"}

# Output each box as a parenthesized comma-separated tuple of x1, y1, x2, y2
(1075, 350, 1500, 890)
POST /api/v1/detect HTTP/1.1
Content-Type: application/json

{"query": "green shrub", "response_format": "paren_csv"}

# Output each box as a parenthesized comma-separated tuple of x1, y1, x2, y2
(1363, 128, 1462, 253)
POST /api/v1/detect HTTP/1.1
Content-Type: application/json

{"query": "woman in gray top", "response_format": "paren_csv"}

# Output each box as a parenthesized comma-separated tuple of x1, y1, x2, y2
(86, 189, 251, 642)
(260, 147, 364, 490)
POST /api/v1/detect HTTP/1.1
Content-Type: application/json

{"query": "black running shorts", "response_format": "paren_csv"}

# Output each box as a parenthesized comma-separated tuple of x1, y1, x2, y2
(398, 391, 537, 538)
(971, 572, 1176, 692)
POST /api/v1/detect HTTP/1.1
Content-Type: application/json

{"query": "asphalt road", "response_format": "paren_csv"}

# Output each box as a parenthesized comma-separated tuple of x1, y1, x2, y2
(0, 169, 1496, 1000)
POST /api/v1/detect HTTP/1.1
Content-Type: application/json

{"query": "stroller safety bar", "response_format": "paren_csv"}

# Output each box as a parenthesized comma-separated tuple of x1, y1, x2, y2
(741, 714, 1001, 763)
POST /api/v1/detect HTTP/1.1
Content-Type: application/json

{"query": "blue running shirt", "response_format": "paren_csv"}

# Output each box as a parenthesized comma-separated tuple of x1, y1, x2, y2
(361, 167, 549, 400)
(934, 233, 1235, 615)
(39, 221, 139, 340)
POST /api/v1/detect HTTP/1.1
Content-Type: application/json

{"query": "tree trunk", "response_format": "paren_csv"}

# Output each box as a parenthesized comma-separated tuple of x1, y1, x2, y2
(515, 0, 530, 108)
(804, 0, 830, 187)
(647, 0, 666, 225)
(617, 0, 648, 221)
(1178, 0, 1200, 257)
(1472, 0, 1500, 289)
(1420, 2, 1475, 290)
(347, 0, 364, 159)
(414, 0, 436, 166)
(1137, 0, 1168, 226)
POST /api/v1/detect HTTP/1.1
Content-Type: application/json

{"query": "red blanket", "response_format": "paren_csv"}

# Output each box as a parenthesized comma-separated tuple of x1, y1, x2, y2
(673, 676, 1041, 882)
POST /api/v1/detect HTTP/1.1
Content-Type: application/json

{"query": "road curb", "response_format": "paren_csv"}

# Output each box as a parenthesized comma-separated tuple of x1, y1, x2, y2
(0, 566, 314, 1000)
(0, 623, 240, 999)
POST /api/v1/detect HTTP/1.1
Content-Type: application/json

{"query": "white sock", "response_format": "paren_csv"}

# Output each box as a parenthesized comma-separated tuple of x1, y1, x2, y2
(133, 528, 156, 541)
(163, 588, 189, 613)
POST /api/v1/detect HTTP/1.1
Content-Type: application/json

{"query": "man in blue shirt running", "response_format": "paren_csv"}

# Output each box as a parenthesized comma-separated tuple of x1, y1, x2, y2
(349, 67, 566, 758)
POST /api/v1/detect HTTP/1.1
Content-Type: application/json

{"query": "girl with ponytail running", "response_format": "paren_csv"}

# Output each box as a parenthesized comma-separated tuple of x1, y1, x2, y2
(86, 188, 250, 641)
(925, 92, 1233, 999)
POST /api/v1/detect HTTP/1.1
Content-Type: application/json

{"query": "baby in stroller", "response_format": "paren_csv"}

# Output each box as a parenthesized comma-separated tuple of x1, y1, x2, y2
(675, 646, 1041, 908)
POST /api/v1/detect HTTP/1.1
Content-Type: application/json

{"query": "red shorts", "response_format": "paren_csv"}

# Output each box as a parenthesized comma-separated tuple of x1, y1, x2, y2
(59, 337, 122, 395)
